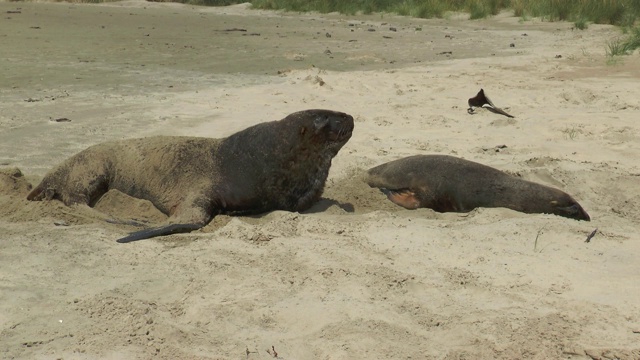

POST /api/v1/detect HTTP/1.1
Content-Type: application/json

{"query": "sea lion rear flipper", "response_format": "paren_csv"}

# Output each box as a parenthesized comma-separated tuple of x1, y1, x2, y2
(381, 188, 421, 210)
(116, 195, 214, 243)
(116, 223, 203, 243)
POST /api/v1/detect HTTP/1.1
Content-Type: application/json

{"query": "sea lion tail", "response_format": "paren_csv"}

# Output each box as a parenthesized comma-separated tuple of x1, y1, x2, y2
(116, 223, 203, 243)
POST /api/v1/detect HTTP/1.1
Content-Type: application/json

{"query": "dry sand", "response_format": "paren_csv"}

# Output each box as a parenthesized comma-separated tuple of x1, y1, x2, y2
(1, 1, 640, 359)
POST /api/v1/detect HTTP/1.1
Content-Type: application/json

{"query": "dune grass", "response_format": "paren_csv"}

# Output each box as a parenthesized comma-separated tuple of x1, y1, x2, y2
(84, 0, 639, 29)
(249, 0, 640, 59)
(246, 0, 640, 26)
(607, 25, 640, 56)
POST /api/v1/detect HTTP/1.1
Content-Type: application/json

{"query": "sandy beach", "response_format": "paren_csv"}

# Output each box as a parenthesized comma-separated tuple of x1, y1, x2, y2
(1, 1, 639, 359)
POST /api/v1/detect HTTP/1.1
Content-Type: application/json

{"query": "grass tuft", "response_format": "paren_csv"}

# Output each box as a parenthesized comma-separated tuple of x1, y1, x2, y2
(574, 17, 589, 30)
(606, 26, 640, 60)
(70, 0, 640, 27)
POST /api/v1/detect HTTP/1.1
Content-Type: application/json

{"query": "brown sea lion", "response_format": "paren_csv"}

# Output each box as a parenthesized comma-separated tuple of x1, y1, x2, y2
(27, 109, 354, 243)
(366, 155, 590, 221)
(467, 88, 515, 118)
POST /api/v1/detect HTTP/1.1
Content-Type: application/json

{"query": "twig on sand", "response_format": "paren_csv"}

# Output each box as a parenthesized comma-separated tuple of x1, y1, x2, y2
(245, 347, 258, 359)
(534, 226, 546, 252)
(266, 345, 279, 358)
(585, 228, 598, 243)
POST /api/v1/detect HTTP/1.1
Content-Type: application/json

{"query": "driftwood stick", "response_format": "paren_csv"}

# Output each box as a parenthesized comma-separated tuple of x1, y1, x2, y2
(585, 228, 598, 243)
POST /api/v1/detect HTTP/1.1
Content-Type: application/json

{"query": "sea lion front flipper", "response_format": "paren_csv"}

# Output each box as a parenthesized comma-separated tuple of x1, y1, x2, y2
(116, 223, 203, 243)
(380, 188, 421, 210)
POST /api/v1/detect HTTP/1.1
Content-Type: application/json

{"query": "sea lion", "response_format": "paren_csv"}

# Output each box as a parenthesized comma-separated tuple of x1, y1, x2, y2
(27, 109, 354, 243)
(366, 155, 590, 221)
(467, 88, 515, 118)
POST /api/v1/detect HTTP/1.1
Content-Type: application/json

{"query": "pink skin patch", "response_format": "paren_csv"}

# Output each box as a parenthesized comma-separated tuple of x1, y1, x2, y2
(386, 190, 421, 210)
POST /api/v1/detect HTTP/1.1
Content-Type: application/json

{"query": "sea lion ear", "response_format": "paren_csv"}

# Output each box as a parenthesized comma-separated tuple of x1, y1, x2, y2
(313, 115, 329, 130)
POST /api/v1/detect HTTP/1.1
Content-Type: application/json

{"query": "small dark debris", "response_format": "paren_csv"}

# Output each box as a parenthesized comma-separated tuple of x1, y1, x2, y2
(389, 27, 397, 32)
(444, 34, 453, 39)
(509, 43, 515, 47)
(242, 33, 260, 36)
(222, 28, 246, 32)
(30, 26, 40, 29)
(437, 51, 452, 55)
(7, 10, 21, 14)
(522, 33, 528, 36)
(325, 32, 331, 38)
(367, 28, 376, 32)
(585, 228, 598, 243)
(555, 54, 562, 58)
(482, 145, 508, 152)
(24, 98, 41, 102)
(23, 341, 44, 348)
(348, 39, 357, 42)
(50, 117, 71, 123)
(324, 49, 332, 55)
(383, 36, 392, 39)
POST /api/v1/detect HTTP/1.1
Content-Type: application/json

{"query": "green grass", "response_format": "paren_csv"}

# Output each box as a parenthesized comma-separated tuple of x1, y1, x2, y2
(606, 26, 640, 58)
(247, 0, 640, 25)
(141, 0, 640, 24)
(68, 0, 640, 26)
(574, 17, 589, 30)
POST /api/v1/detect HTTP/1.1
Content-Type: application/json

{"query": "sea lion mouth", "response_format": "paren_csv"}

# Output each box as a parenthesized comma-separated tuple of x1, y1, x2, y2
(333, 124, 353, 142)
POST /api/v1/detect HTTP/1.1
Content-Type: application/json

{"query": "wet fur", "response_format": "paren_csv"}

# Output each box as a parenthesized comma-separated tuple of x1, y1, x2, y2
(28, 109, 354, 242)
(366, 155, 590, 221)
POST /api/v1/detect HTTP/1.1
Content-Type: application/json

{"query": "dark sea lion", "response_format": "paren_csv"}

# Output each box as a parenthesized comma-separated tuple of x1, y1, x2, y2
(27, 109, 354, 243)
(366, 155, 590, 221)
(467, 88, 515, 118)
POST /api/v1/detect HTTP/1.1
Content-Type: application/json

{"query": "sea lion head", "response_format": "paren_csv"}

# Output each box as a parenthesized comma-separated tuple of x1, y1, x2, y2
(288, 109, 354, 153)
(549, 197, 591, 221)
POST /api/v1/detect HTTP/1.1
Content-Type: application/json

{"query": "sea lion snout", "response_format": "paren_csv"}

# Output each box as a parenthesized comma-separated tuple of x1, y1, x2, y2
(552, 201, 591, 221)
(309, 109, 354, 143)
